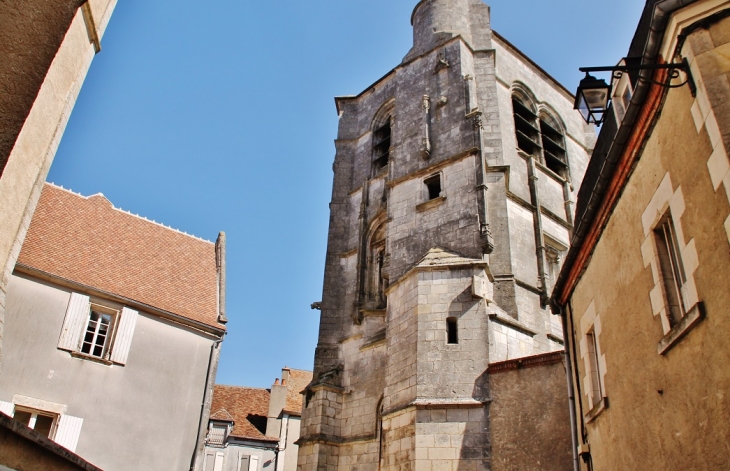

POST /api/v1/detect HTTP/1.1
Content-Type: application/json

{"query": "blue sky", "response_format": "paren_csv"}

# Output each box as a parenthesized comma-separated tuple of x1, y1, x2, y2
(50, 0, 645, 388)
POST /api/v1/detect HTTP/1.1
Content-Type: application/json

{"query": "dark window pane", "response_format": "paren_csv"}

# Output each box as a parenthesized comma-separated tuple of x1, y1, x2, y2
(447, 318, 458, 344)
(14, 411, 31, 427)
(34, 414, 54, 438)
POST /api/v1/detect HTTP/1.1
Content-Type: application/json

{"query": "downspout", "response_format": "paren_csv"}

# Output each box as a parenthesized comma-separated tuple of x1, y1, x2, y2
(190, 337, 224, 471)
(527, 156, 548, 305)
(558, 304, 580, 471)
(276, 414, 290, 471)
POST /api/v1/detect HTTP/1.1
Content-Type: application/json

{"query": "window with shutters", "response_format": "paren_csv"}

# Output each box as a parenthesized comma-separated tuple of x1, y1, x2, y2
(58, 292, 138, 366)
(13, 407, 58, 439)
(0, 400, 84, 452)
(81, 304, 117, 359)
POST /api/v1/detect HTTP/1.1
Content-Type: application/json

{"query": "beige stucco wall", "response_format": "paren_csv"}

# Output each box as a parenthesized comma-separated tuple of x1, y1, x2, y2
(1, 273, 215, 470)
(0, 0, 116, 370)
(567, 11, 730, 470)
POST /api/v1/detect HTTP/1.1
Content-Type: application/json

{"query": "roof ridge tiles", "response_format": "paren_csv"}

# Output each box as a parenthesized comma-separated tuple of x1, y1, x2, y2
(46, 182, 213, 244)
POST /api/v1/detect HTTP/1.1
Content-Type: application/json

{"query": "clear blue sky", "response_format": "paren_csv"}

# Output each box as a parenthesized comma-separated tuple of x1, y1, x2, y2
(49, 0, 645, 388)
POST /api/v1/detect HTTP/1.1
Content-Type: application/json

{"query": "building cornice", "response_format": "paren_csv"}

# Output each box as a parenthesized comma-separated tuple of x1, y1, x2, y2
(14, 264, 226, 338)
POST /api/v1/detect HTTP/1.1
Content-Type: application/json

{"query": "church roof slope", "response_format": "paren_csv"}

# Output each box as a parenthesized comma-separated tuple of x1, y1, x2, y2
(16, 183, 224, 329)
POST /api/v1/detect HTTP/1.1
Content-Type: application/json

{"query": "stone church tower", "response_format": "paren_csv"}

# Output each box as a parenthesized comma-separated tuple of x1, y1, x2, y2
(298, 1, 594, 469)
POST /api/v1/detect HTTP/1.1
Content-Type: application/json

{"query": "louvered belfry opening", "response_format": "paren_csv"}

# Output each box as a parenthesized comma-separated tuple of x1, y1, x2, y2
(372, 118, 391, 175)
(539, 117, 568, 177)
(512, 97, 541, 159)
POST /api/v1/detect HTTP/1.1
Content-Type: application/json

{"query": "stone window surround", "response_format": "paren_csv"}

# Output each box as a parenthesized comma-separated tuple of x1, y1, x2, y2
(510, 83, 571, 179)
(578, 301, 607, 420)
(416, 171, 446, 212)
(641, 173, 702, 354)
(680, 16, 730, 245)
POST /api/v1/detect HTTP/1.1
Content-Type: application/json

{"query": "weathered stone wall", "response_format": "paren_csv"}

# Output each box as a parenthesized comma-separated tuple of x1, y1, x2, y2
(302, 1, 593, 469)
(489, 353, 572, 471)
(566, 11, 730, 471)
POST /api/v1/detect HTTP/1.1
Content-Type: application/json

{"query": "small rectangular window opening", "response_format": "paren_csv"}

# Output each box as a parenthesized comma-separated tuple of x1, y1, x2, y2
(586, 330, 602, 406)
(13, 408, 57, 438)
(654, 215, 686, 326)
(424, 174, 441, 200)
(447, 317, 458, 344)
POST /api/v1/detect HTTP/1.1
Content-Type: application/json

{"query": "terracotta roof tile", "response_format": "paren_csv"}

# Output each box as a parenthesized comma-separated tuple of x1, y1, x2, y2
(211, 385, 274, 440)
(284, 369, 313, 414)
(17, 184, 224, 329)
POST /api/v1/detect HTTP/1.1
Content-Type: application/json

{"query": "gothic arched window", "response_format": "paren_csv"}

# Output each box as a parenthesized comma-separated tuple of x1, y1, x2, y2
(539, 111, 568, 178)
(371, 101, 395, 177)
(512, 93, 541, 159)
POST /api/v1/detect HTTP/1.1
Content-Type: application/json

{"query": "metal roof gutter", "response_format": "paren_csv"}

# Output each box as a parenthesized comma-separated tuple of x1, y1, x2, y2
(551, 0, 699, 308)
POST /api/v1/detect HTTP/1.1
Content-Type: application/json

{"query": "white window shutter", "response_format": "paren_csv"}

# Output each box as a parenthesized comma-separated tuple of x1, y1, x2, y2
(58, 293, 90, 351)
(0, 401, 14, 417)
(213, 452, 224, 471)
(249, 456, 259, 471)
(54, 415, 83, 452)
(110, 307, 138, 365)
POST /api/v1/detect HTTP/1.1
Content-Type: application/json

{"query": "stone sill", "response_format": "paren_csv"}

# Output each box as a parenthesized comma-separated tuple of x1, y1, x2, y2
(488, 312, 537, 337)
(69, 351, 114, 366)
(416, 196, 446, 212)
(657, 302, 705, 355)
(585, 397, 608, 424)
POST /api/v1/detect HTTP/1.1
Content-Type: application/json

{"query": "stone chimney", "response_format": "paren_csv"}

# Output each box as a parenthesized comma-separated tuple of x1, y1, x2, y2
(405, 0, 492, 62)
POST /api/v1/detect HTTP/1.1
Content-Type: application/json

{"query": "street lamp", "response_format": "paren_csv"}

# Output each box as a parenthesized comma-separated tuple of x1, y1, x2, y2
(574, 73, 610, 125)
(573, 58, 696, 125)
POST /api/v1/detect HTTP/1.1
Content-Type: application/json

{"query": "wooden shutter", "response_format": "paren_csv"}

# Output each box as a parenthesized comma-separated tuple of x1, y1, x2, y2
(249, 456, 259, 471)
(110, 307, 138, 365)
(238, 455, 250, 471)
(0, 401, 14, 416)
(213, 452, 224, 471)
(54, 415, 83, 452)
(58, 293, 90, 351)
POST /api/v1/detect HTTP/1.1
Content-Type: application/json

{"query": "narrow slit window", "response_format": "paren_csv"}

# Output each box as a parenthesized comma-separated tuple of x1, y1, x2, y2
(424, 174, 441, 200)
(447, 317, 458, 344)
(654, 214, 686, 326)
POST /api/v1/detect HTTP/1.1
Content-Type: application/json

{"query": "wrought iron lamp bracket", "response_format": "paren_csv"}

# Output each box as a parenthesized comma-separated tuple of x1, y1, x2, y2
(579, 58, 696, 97)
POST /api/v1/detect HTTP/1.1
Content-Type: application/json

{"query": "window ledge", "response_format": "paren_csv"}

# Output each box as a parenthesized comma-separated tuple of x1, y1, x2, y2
(584, 397, 609, 424)
(416, 196, 446, 212)
(69, 351, 113, 366)
(657, 302, 705, 355)
(534, 159, 568, 184)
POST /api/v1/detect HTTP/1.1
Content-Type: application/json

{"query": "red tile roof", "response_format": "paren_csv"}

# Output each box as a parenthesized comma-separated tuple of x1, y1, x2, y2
(210, 385, 276, 441)
(17, 184, 224, 329)
(284, 369, 313, 415)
